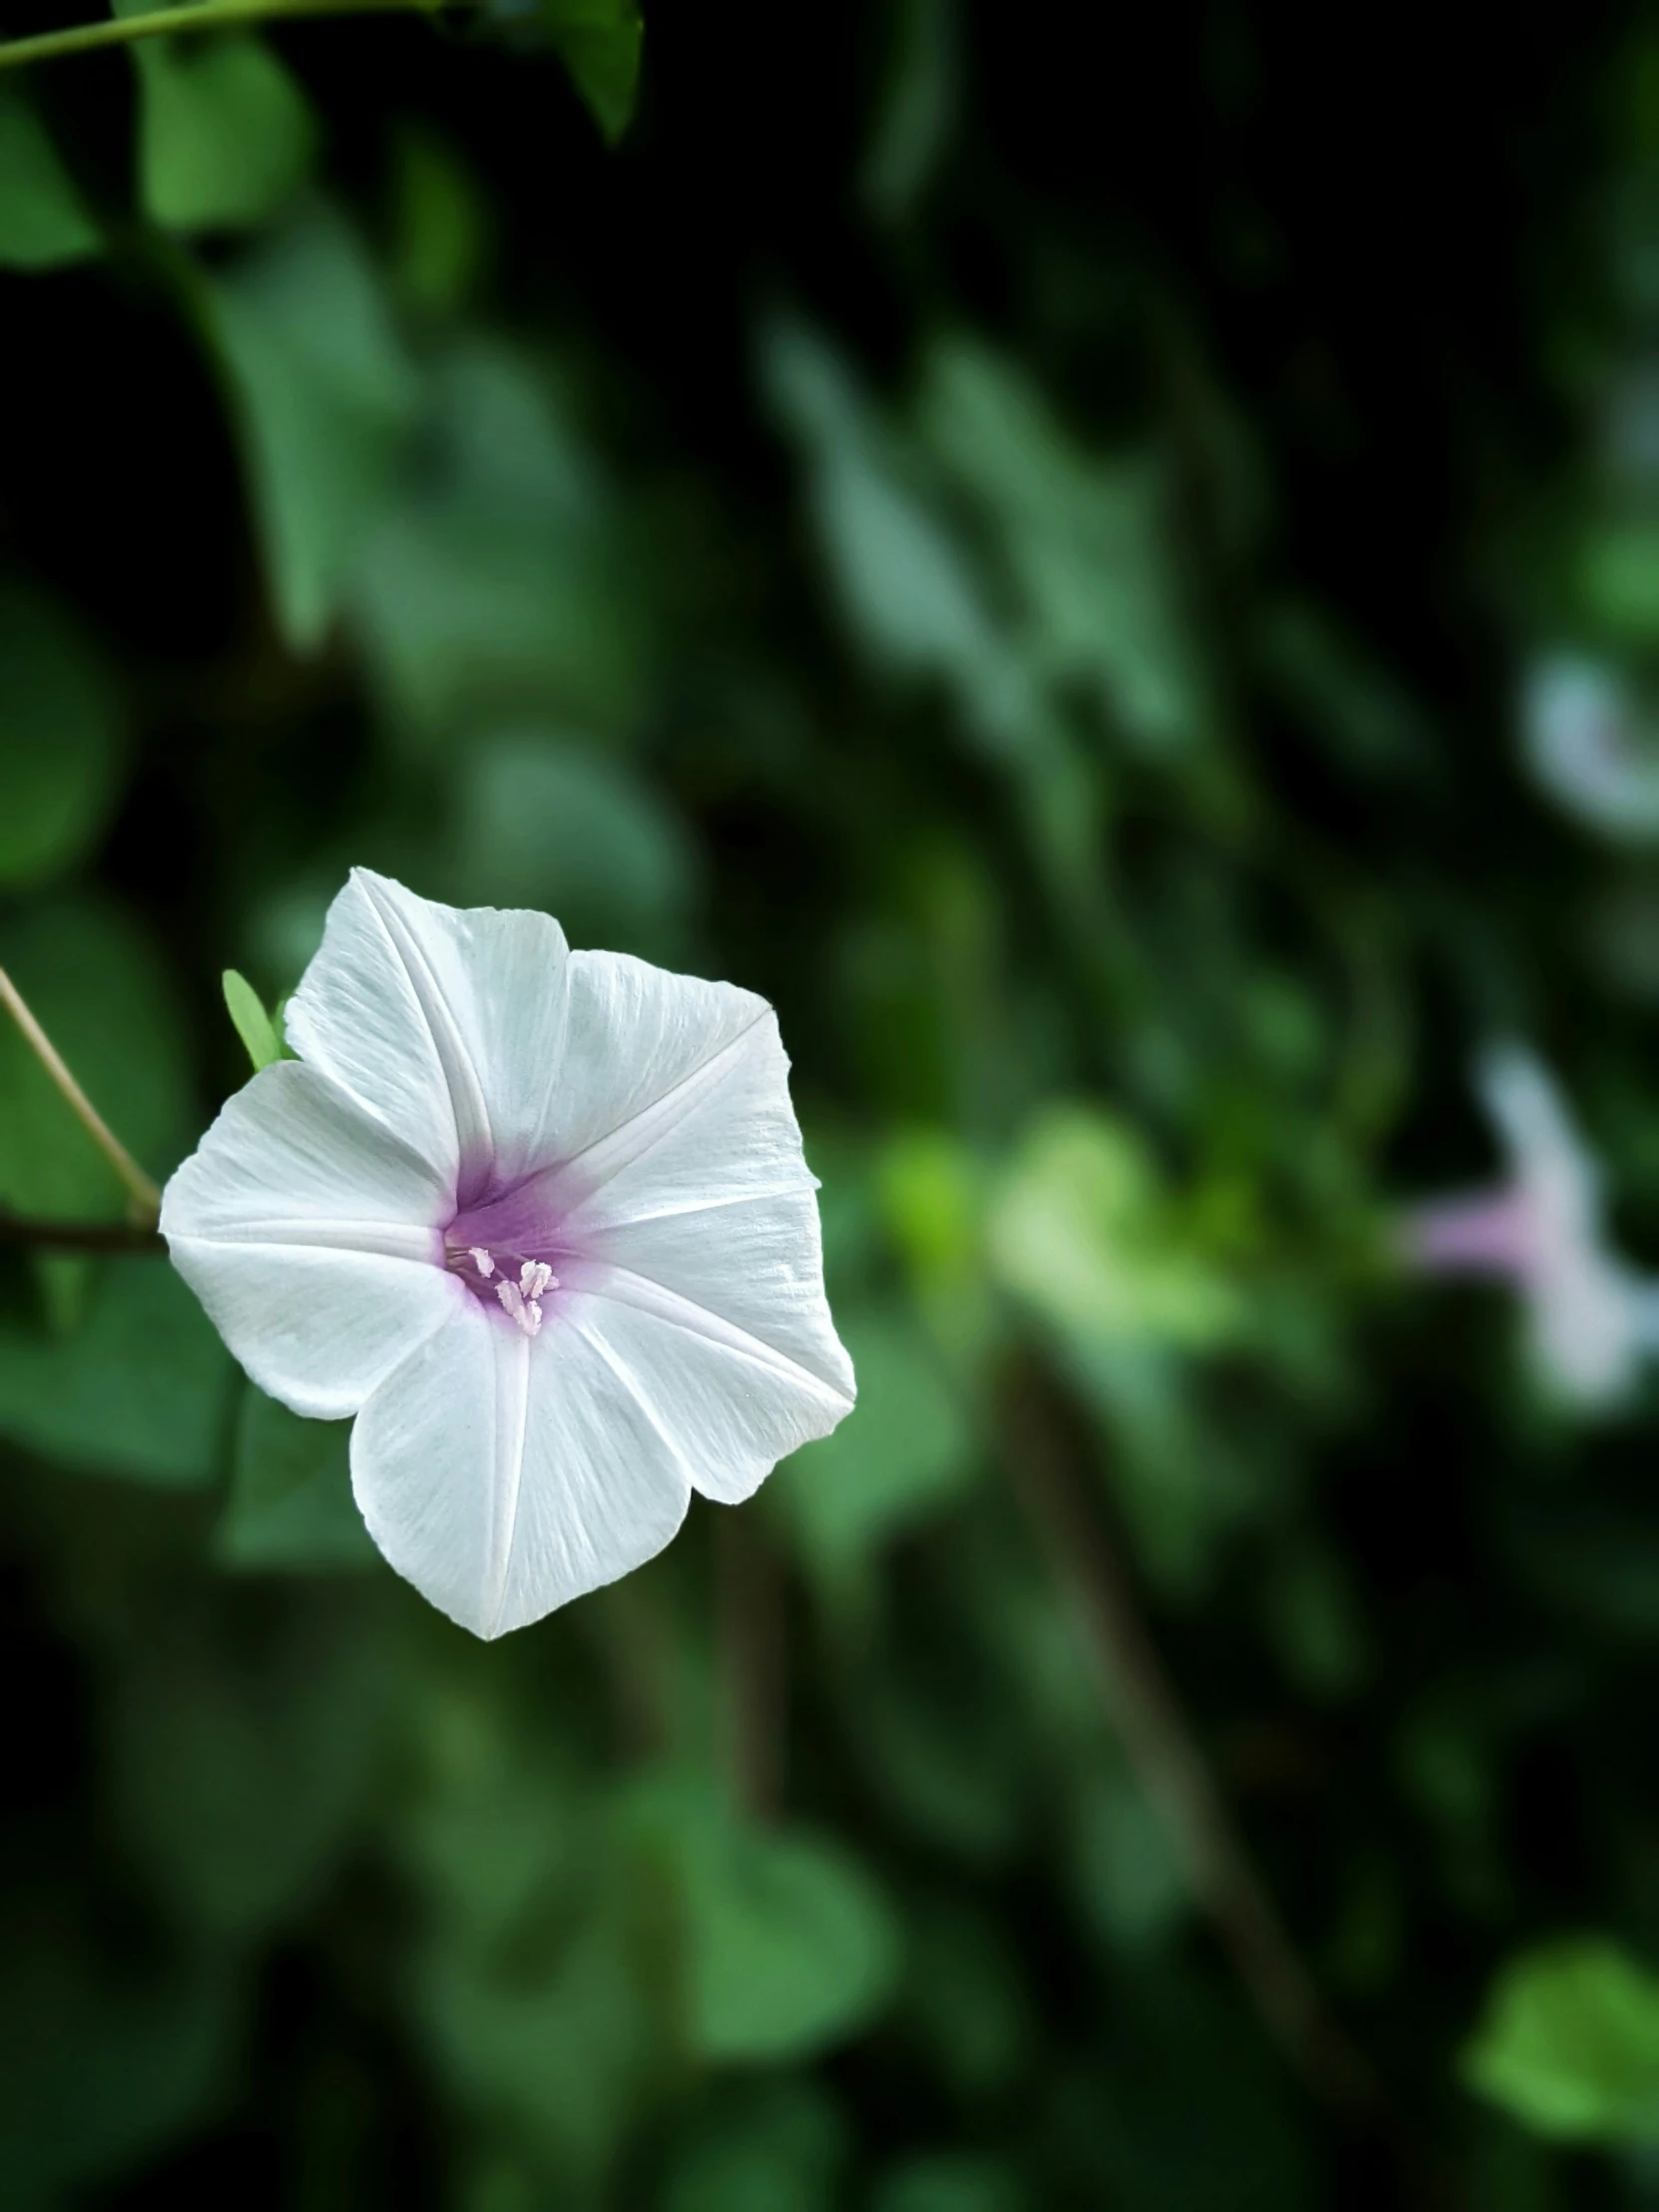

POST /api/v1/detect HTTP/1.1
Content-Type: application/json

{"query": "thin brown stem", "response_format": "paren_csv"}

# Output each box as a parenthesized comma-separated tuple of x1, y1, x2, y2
(999, 1359, 1381, 2115)
(0, 1212, 166, 1253)
(0, 965, 162, 1226)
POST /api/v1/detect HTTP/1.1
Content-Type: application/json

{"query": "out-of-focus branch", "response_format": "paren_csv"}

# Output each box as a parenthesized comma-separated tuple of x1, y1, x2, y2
(0, 0, 435, 74)
(0, 1212, 166, 1254)
(0, 965, 162, 1226)
(715, 1508, 786, 1821)
(999, 1358, 1382, 2115)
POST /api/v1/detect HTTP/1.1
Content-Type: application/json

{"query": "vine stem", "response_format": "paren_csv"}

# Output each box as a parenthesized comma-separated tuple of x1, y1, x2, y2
(0, 0, 435, 74)
(999, 1358, 1382, 2115)
(0, 964, 162, 1225)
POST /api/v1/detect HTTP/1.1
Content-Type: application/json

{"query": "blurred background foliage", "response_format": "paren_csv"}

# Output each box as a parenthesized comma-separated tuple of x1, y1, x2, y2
(4, 0, 1659, 2203)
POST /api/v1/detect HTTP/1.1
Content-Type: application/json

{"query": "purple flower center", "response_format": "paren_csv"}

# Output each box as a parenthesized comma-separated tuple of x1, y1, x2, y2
(443, 1169, 570, 1336)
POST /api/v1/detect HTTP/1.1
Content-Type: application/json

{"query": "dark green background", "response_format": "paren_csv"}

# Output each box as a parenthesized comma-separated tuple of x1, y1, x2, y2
(2, 0, 1658, 2203)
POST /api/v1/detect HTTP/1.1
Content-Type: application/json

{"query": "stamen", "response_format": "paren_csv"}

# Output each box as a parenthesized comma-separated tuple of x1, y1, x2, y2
(470, 1247, 495, 1279)
(520, 1260, 554, 1301)
(496, 1279, 544, 1337)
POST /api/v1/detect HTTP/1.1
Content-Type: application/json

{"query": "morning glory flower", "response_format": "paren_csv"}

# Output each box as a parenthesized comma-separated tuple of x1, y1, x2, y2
(162, 871, 855, 1636)
(1521, 657, 1659, 842)
(1399, 1043, 1659, 1408)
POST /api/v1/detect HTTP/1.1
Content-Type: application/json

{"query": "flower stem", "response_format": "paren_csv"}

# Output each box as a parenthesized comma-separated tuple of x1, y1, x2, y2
(0, 0, 439, 75)
(999, 1358, 1382, 2115)
(0, 964, 162, 1226)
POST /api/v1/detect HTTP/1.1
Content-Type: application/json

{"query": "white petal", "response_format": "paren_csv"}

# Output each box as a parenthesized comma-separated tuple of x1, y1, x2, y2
(1479, 1044, 1602, 1245)
(350, 1298, 691, 1637)
(1531, 1250, 1645, 1407)
(161, 1060, 457, 1417)
(561, 1225, 854, 1503)
(533, 949, 782, 1195)
(554, 996, 819, 1235)
(282, 869, 573, 1195)
(549, 977, 854, 1504)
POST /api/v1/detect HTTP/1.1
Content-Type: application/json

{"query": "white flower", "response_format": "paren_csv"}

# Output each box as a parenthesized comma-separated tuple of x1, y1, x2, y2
(162, 870, 855, 1636)
(1400, 1043, 1659, 1408)
(1521, 657, 1659, 841)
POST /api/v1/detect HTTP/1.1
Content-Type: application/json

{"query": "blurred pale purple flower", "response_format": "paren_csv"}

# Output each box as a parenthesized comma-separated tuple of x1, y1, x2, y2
(1522, 657, 1659, 841)
(1401, 1044, 1659, 1408)
(163, 871, 854, 1636)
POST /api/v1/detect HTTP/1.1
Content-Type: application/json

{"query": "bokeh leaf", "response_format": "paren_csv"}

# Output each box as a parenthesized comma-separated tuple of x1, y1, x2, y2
(871, 2154, 1031, 2212)
(1462, 1938, 1659, 2142)
(136, 34, 316, 233)
(442, 728, 698, 955)
(661, 2081, 847, 2212)
(351, 338, 643, 739)
(480, 0, 644, 144)
(0, 584, 125, 888)
(0, 1256, 232, 1487)
(217, 1386, 376, 1570)
(771, 1304, 973, 1577)
(676, 1808, 901, 2063)
(0, 1922, 236, 2205)
(988, 1105, 1241, 1350)
(107, 1592, 392, 1939)
(0, 89, 100, 270)
(544, 0, 644, 145)
(197, 203, 419, 651)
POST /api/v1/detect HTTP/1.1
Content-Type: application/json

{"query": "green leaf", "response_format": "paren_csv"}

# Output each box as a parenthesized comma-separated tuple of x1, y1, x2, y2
(0, 583, 125, 887)
(480, 0, 643, 144)
(0, 1256, 232, 1487)
(217, 1386, 377, 1570)
(0, 89, 101, 271)
(763, 320, 1038, 762)
(1067, 1758, 1188, 1955)
(414, 1884, 656, 2190)
(196, 203, 419, 651)
(547, 0, 643, 143)
(897, 1902, 1031, 2095)
(663, 2082, 849, 2212)
(0, 894, 193, 1221)
(771, 1305, 973, 1577)
(108, 1590, 392, 1939)
(1462, 1938, 1659, 2142)
(987, 1105, 1242, 1350)
(390, 124, 491, 320)
(919, 338, 1207, 755)
(678, 1812, 901, 2063)
(442, 729, 698, 958)
(1576, 521, 1659, 642)
(350, 339, 644, 740)
(221, 967, 280, 1071)
(137, 34, 316, 234)
(872, 2154, 1031, 2212)
(0, 1918, 236, 2204)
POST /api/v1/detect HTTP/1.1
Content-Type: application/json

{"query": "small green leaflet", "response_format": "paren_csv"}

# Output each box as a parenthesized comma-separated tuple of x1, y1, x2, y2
(480, 0, 644, 146)
(136, 34, 317, 235)
(0, 89, 101, 271)
(545, 0, 643, 144)
(222, 969, 281, 1071)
